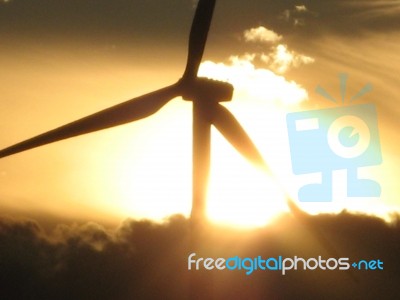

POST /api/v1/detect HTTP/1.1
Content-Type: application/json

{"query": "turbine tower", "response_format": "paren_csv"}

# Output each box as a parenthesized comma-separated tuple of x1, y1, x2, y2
(0, 0, 267, 224)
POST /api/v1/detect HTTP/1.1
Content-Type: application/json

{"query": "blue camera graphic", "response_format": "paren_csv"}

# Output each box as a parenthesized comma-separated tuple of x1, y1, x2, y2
(286, 103, 382, 202)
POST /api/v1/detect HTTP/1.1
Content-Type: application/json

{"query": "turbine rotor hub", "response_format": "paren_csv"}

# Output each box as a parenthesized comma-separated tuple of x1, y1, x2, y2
(180, 77, 233, 102)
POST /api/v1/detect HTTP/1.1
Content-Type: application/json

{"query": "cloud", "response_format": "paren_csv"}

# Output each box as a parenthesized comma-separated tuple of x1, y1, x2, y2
(244, 26, 282, 43)
(280, 1, 400, 36)
(280, 4, 317, 27)
(199, 56, 308, 105)
(341, 0, 400, 28)
(267, 44, 315, 74)
(0, 215, 190, 299)
(0, 213, 399, 299)
(1, 0, 398, 44)
(240, 26, 314, 74)
(295, 5, 308, 12)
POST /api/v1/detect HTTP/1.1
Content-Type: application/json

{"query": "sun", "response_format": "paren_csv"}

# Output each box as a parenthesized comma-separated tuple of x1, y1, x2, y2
(108, 116, 289, 228)
(96, 59, 308, 228)
(103, 98, 291, 228)
(207, 129, 288, 227)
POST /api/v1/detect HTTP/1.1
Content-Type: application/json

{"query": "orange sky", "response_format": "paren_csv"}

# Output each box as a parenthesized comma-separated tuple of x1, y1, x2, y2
(0, 0, 399, 227)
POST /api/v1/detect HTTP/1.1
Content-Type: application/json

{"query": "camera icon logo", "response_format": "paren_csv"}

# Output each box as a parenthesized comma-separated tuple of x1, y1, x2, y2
(286, 74, 382, 202)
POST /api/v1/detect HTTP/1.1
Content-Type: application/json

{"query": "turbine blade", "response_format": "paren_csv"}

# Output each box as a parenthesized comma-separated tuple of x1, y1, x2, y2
(211, 103, 267, 169)
(182, 0, 216, 80)
(0, 84, 180, 158)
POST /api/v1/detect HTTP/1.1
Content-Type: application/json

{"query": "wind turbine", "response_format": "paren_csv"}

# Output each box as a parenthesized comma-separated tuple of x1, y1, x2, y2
(0, 0, 267, 223)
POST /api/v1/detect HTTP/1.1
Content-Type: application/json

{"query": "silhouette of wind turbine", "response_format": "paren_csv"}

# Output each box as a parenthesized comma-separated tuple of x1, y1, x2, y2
(0, 0, 267, 223)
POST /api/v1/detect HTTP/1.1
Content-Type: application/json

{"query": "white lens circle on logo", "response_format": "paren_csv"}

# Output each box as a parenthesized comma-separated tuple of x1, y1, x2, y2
(328, 115, 370, 158)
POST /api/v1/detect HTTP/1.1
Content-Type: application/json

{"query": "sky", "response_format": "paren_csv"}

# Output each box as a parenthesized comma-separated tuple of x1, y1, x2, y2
(0, 0, 399, 227)
(1, 0, 400, 298)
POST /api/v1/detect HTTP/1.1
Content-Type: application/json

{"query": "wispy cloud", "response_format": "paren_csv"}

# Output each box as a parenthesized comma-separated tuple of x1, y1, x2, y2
(241, 26, 314, 74)
(266, 44, 315, 74)
(280, 4, 318, 27)
(295, 5, 308, 12)
(343, 0, 400, 21)
(244, 26, 282, 43)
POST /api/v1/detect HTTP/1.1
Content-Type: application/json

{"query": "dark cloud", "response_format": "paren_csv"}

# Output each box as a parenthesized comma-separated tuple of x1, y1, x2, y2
(285, 0, 400, 33)
(1, 0, 398, 43)
(0, 215, 190, 299)
(1, 0, 398, 73)
(204, 0, 400, 45)
(0, 212, 399, 299)
(0, 0, 194, 44)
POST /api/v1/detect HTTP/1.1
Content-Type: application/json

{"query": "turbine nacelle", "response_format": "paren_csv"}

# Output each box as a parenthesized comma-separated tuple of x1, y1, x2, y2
(180, 77, 233, 103)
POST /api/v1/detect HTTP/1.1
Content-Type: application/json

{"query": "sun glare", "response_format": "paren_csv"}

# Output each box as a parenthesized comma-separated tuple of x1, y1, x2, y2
(13, 55, 388, 228)
(88, 58, 312, 228)
(108, 111, 289, 228)
(207, 129, 288, 227)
